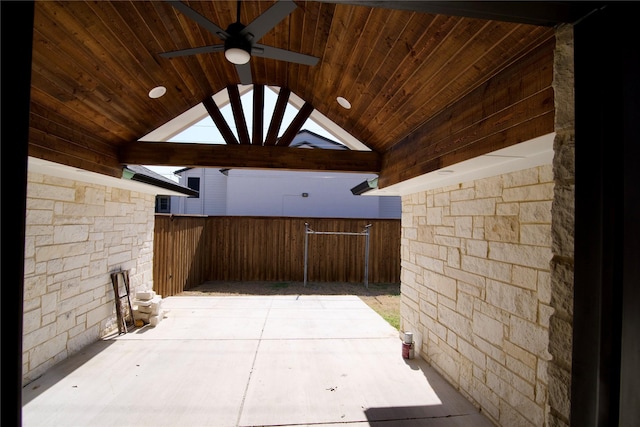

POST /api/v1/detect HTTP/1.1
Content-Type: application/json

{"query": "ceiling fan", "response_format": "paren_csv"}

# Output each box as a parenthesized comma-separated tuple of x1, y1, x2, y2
(160, 0, 319, 85)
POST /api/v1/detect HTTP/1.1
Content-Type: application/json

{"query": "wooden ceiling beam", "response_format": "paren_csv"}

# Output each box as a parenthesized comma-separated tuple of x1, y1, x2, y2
(202, 96, 239, 145)
(120, 143, 381, 173)
(227, 85, 250, 145)
(252, 84, 265, 145)
(264, 88, 290, 146)
(276, 102, 314, 147)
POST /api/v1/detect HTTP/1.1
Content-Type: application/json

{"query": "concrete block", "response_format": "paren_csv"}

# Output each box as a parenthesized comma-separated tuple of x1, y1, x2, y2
(454, 216, 473, 238)
(461, 255, 511, 282)
(424, 269, 457, 300)
(450, 188, 475, 201)
(434, 191, 450, 206)
(438, 304, 471, 338)
(503, 168, 540, 188)
(485, 216, 519, 243)
(502, 183, 554, 202)
(136, 290, 156, 300)
(149, 313, 162, 327)
(28, 182, 76, 202)
(509, 317, 551, 360)
(451, 198, 496, 216)
(496, 202, 519, 216)
(486, 280, 537, 322)
(512, 265, 538, 291)
(137, 305, 153, 314)
(472, 310, 504, 346)
(475, 175, 503, 198)
(465, 240, 488, 258)
(426, 206, 443, 225)
(519, 201, 553, 223)
(458, 338, 487, 369)
(488, 242, 552, 270)
(23, 308, 42, 335)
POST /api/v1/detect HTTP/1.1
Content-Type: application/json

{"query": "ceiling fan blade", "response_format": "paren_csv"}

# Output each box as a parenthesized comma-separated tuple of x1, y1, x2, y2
(166, 1, 229, 40)
(252, 44, 319, 66)
(159, 44, 225, 58)
(240, 0, 297, 42)
(235, 63, 253, 85)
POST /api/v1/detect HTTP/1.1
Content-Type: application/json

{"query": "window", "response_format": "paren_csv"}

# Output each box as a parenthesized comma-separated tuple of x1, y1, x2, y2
(187, 177, 200, 198)
(155, 196, 171, 213)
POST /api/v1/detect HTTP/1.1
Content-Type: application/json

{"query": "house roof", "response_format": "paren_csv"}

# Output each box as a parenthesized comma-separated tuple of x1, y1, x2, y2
(25, 1, 605, 191)
(124, 165, 199, 196)
(290, 130, 349, 150)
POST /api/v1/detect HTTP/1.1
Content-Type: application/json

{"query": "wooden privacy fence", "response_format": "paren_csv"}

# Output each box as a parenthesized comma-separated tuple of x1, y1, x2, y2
(154, 215, 401, 297)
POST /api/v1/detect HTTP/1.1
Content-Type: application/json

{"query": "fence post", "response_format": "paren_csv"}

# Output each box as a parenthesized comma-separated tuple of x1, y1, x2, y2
(364, 224, 371, 288)
(304, 222, 310, 287)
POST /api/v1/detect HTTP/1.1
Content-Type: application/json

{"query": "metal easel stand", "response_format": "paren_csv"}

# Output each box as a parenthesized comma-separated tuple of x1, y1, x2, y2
(304, 222, 372, 288)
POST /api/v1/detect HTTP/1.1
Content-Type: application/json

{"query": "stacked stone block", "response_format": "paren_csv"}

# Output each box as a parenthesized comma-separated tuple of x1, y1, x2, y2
(133, 289, 164, 327)
(23, 171, 156, 386)
(401, 165, 554, 426)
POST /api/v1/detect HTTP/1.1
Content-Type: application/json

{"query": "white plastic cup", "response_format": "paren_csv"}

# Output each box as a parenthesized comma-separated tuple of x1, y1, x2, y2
(404, 332, 413, 344)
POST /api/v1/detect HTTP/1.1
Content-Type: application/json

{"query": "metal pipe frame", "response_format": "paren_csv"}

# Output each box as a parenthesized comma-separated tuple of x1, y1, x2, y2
(304, 223, 372, 288)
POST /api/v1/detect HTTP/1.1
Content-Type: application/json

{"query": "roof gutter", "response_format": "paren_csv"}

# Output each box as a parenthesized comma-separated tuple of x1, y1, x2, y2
(350, 177, 378, 195)
(122, 167, 199, 197)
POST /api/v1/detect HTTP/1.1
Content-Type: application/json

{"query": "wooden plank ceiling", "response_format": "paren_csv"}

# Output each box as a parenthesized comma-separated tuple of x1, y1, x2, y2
(28, 1, 601, 187)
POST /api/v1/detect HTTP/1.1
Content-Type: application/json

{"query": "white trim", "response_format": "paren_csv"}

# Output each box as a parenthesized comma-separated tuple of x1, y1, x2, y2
(138, 84, 369, 151)
(27, 157, 191, 196)
(365, 133, 555, 196)
(138, 85, 254, 142)
(284, 89, 370, 151)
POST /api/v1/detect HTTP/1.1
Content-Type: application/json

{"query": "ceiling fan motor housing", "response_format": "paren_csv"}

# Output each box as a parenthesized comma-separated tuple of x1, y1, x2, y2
(225, 36, 252, 54)
(224, 22, 252, 55)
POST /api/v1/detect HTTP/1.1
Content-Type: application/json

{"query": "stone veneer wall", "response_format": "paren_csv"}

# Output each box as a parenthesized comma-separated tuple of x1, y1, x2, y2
(547, 24, 574, 427)
(22, 171, 156, 386)
(400, 164, 554, 426)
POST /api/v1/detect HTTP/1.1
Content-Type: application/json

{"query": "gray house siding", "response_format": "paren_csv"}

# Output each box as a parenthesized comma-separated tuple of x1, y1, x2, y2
(170, 131, 401, 219)
(173, 168, 227, 215)
(203, 168, 227, 215)
(225, 170, 388, 218)
(379, 196, 401, 219)
(172, 168, 400, 218)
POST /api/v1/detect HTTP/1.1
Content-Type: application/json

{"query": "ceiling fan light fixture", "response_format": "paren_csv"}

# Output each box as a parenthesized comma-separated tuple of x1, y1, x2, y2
(224, 34, 252, 64)
(225, 47, 251, 64)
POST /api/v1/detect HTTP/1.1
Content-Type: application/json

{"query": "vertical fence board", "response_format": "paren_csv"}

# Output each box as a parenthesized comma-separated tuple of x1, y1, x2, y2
(154, 215, 401, 296)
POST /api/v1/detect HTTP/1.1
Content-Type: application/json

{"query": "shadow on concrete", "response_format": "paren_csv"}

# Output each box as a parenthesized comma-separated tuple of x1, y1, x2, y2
(364, 405, 494, 426)
(21, 339, 118, 405)
(363, 357, 496, 426)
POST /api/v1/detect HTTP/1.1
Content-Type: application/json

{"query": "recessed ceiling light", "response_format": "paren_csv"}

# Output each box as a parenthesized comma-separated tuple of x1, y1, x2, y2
(148, 86, 167, 99)
(336, 96, 351, 109)
(438, 169, 455, 175)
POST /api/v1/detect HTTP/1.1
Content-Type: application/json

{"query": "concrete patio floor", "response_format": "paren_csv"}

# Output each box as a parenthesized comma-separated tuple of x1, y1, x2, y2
(22, 295, 495, 426)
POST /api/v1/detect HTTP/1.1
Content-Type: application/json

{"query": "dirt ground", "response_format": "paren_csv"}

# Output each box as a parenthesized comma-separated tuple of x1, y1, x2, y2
(179, 280, 401, 329)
